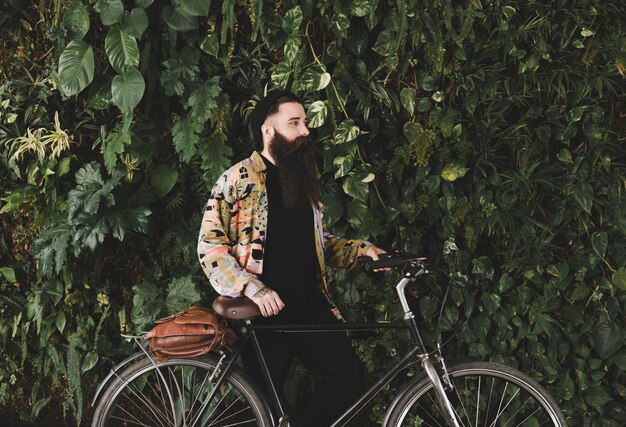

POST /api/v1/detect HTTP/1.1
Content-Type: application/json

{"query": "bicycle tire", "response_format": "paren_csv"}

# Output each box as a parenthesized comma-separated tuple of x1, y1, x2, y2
(384, 360, 567, 427)
(92, 354, 272, 427)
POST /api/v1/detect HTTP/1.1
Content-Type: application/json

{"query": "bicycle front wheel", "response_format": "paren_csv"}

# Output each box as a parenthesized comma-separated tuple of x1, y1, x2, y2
(92, 354, 271, 427)
(384, 361, 566, 427)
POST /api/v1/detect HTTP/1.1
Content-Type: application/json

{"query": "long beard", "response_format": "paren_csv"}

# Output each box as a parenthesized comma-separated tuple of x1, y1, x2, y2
(269, 132, 320, 210)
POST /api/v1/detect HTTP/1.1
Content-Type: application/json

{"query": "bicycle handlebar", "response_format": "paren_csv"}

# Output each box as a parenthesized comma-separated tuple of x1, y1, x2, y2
(357, 252, 425, 272)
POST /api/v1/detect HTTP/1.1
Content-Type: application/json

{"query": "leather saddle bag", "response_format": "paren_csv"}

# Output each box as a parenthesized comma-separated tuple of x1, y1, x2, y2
(145, 306, 236, 362)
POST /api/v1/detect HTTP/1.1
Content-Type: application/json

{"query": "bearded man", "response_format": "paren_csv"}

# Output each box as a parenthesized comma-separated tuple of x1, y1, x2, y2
(197, 90, 386, 426)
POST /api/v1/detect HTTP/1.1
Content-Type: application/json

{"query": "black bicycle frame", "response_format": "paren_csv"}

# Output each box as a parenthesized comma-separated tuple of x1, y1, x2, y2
(235, 312, 430, 427)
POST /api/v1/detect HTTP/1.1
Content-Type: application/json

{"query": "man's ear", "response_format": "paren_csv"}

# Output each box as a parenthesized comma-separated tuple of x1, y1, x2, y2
(261, 123, 273, 141)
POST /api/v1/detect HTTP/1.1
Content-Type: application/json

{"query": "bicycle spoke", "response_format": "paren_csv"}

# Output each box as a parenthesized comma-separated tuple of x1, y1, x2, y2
(119, 376, 172, 426)
(388, 363, 565, 427)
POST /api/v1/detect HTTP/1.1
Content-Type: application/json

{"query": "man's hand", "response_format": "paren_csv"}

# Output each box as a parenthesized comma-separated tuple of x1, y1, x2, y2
(250, 287, 285, 317)
(365, 246, 390, 272)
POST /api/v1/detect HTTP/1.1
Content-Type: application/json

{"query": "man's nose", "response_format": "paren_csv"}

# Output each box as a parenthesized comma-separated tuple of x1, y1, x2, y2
(300, 124, 309, 137)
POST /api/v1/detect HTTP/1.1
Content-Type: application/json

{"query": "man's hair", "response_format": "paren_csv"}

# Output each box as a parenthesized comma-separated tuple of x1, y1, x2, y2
(250, 90, 302, 145)
(265, 94, 303, 121)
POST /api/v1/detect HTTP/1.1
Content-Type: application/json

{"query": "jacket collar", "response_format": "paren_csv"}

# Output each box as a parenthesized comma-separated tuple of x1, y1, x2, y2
(250, 151, 267, 173)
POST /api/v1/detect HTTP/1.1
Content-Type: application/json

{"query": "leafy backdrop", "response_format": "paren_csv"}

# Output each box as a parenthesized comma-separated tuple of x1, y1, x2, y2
(1, 0, 625, 424)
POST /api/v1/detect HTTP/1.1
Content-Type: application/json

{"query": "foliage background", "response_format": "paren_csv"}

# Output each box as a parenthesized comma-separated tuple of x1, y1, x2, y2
(1, 0, 625, 424)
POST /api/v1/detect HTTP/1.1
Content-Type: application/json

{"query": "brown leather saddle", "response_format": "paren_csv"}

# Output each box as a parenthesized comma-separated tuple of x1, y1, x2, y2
(212, 296, 261, 320)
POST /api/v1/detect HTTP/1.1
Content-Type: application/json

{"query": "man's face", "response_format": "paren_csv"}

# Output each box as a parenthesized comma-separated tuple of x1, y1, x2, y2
(263, 102, 309, 148)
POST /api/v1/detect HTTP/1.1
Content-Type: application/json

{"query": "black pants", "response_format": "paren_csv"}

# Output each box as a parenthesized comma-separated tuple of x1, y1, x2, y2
(241, 293, 364, 427)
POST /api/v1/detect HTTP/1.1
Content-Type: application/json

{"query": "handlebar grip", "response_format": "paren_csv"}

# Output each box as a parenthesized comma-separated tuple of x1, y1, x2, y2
(357, 255, 406, 272)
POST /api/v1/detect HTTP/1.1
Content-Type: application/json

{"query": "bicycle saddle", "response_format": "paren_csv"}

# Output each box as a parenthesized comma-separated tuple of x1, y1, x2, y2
(212, 296, 261, 320)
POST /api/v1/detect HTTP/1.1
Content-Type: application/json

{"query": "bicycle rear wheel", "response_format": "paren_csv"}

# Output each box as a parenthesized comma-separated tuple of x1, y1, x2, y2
(92, 354, 271, 427)
(384, 361, 566, 427)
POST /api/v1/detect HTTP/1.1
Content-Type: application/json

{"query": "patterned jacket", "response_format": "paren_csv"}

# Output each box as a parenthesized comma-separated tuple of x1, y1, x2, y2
(197, 151, 373, 319)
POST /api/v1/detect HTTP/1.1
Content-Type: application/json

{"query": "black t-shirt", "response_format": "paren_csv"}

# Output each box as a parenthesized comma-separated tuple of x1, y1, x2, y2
(260, 155, 319, 321)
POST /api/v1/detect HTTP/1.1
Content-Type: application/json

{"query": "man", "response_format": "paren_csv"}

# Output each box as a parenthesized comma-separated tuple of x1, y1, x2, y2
(197, 90, 386, 426)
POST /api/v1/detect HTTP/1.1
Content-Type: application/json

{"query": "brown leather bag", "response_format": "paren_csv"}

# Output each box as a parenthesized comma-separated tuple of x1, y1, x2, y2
(144, 306, 236, 362)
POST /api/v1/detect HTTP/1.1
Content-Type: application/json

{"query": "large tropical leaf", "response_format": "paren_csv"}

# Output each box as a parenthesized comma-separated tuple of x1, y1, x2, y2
(162, 5, 198, 31)
(111, 66, 145, 113)
(105, 28, 140, 73)
(58, 40, 95, 96)
(63, 1, 90, 40)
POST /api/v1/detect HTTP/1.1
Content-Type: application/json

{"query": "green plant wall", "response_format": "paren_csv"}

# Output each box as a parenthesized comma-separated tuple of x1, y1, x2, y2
(1, 0, 625, 424)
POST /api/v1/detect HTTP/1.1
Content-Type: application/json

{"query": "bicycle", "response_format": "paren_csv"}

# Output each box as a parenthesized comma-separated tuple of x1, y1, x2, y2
(91, 253, 567, 426)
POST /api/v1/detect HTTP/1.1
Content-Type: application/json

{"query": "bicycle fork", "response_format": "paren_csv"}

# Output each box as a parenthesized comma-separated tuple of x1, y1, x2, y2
(420, 354, 461, 427)
(397, 271, 460, 427)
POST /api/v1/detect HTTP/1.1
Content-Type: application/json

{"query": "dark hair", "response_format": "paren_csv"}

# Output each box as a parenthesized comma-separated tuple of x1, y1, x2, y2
(250, 90, 302, 144)
(265, 94, 303, 120)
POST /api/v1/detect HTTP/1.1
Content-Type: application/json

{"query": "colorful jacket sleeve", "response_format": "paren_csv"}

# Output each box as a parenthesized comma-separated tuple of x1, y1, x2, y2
(197, 174, 265, 298)
(322, 220, 374, 270)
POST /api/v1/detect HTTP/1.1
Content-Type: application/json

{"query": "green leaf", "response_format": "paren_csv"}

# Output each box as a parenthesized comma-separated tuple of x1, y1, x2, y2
(420, 74, 435, 91)
(320, 190, 344, 226)
(68, 162, 119, 221)
(400, 88, 416, 116)
(283, 6, 303, 34)
(63, 1, 90, 40)
(81, 351, 99, 373)
(58, 40, 95, 96)
(581, 27, 595, 37)
(172, 117, 202, 162)
(100, 0, 125, 25)
(573, 182, 593, 214)
(111, 66, 145, 113)
(307, 101, 328, 128)
(342, 173, 369, 201)
(187, 77, 221, 122)
(557, 149, 573, 163)
(334, 120, 360, 144)
(103, 127, 132, 173)
(271, 62, 292, 88)
(43, 280, 64, 305)
(181, 0, 211, 16)
(350, 0, 370, 17)
(372, 29, 394, 56)
(105, 28, 140, 73)
(298, 65, 331, 91)
(284, 37, 301, 65)
(0, 267, 16, 283)
(591, 231, 608, 259)
(481, 293, 501, 316)
(199, 136, 233, 185)
(416, 97, 431, 112)
(568, 106, 586, 122)
(592, 320, 624, 359)
(584, 385, 613, 407)
(200, 33, 219, 56)
(559, 374, 575, 401)
(612, 267, 626, 290)
(441, 163, 469, 182)
(132, 281, 164, 329)
(431, 90, 445, 103)
(419, 296, 438, 319)
(502, 6, 516, 19)
(121, 8, 149, 39)
(166, 275, 201, 312)
(332, 12, 350, 32)
(162, 5, 198, 31)
(31, 219, 71, 277)
(55, 311, 66, 334)
(614, 350, 626, 370)
(135, 0, 154, 8)
(151, 165, 178, 198)
(333, 155, 354, 178)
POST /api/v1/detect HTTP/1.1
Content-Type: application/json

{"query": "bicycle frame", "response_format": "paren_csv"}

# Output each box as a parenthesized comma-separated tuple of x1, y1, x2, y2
(222, 260, 461, 427)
